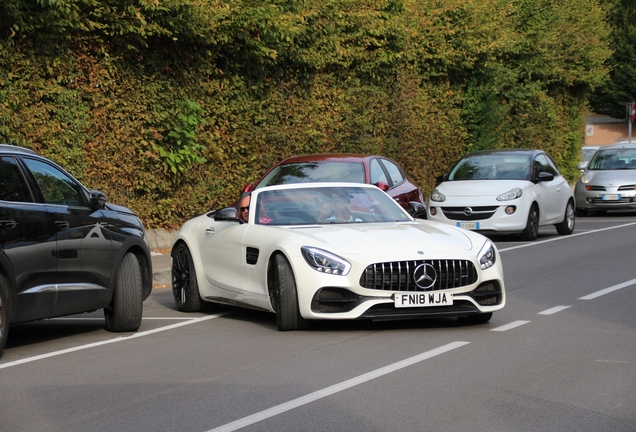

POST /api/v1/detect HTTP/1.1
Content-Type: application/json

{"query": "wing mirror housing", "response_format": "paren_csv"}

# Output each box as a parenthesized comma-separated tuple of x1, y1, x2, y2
(242, 183, 254, 193)
(375, 181, 389, 192)
(214, 207, 245, 224)
(536, 172, 554, 183)
(89, 190, 107, 210)
(408, 202, 428, 219)
(435, 174, 448, 186)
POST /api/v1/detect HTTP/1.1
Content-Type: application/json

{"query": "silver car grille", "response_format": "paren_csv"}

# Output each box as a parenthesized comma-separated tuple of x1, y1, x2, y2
(441, 206, 498, 221)
(359, 259, 478, 292)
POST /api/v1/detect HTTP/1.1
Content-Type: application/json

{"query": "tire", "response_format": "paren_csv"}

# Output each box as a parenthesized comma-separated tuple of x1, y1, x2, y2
(104, 252, 143, 332)
(171, 243, 210, 312)
(269, 254, 309, 331)
(555, 200, 575, 235)
(458, 312, 492, 325)
(0, 274, 9, 356)
(520, 203, 539, 241)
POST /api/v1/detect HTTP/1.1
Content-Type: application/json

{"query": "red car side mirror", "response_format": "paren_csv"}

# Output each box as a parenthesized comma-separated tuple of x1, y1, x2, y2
(375, 181, 389, 192)
(243, 183, 254, 193)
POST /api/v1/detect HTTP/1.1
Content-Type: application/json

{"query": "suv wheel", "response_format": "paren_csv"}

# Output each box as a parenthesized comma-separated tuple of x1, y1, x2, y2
(104, 253, 143, 332)
(0, 274, 9, 355)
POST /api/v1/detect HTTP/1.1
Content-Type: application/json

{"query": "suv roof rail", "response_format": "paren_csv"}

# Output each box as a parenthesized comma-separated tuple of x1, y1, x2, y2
(0, 144, 37, 154)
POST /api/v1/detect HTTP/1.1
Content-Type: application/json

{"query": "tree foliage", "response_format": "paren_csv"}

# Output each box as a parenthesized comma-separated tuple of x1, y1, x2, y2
(0, 0, 612, 228)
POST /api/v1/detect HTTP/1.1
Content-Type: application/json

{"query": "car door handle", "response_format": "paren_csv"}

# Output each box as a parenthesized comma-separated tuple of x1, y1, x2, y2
(205, 228, 215, 235)
(55, 220, 70, 231)
(0, 219, 17, 230)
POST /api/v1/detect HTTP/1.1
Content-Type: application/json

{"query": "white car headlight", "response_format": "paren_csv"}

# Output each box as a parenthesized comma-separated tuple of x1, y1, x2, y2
(301, 247, 351, 276)
(478, 240, 496, 270)
(497, 188, 522, 201)
(430, 189, 446, 202)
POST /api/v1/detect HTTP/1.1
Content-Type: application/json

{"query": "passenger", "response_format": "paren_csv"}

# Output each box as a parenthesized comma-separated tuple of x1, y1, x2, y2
(319, 198, 362, 222)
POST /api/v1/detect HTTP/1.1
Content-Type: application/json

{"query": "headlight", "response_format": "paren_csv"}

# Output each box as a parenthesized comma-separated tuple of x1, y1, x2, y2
(497, 188, 522, 201)
(580, 173, 590, 184)
(430, 189, 446, 202)
(301, 247, 351, 276)
(478, 240, 496, 270)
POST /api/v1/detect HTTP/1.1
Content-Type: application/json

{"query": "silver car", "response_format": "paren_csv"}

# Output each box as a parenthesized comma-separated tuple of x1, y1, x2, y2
(575, 142, 636, 215)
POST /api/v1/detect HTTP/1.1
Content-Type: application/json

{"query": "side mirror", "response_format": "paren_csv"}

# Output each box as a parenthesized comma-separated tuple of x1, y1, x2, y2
(408, 202, 427, 219)
(435, 174, 447, 186)
(576, 162, 588, 171)
(214, 207, 244, 224)
(242, 183, 254, 193)
(89, 189, 107, 210)
(375, 181, 390, 192)
(536, 172, 554, 183)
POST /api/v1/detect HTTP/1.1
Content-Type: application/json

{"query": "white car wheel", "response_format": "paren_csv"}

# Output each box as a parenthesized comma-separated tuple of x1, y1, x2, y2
(521, 203, 539, 241)
(270, 254, 309, 331)
(171, 243, 211, 312)
(555, 200, 575, 235)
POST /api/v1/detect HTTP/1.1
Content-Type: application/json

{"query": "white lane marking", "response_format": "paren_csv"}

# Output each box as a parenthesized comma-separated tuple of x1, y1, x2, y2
(538, 306, 571, 315)
(0, 312, 233, 370)
(490, 320, 531, 332)
(497, 221, 636, 253)
(579, 278, 636, 300)
(206, 341, 470, 432)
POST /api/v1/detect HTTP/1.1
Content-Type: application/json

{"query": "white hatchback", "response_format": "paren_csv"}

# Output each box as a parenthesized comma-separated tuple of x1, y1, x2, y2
(427, 149, 575, 241)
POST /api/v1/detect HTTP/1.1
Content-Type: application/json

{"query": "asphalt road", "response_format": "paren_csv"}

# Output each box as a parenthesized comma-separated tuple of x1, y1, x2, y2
(1, 211, 636, 432)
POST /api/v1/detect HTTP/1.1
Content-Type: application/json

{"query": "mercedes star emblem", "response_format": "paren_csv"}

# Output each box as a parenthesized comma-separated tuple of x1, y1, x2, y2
(413, 263, 437, 290)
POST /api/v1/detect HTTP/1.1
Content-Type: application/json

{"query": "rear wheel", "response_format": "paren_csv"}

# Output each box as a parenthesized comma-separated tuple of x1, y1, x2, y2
(520, 203, 539, 241)
(270, 254, 309, 331)
(0, 274, 9, 356)
(171, 243, 211, 312)
(555, 200, 575, 235)
(104, 252, 143, 332)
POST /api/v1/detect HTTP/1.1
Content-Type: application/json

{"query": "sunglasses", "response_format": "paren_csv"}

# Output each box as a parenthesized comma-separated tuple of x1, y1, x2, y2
(239, 206, 249, 211)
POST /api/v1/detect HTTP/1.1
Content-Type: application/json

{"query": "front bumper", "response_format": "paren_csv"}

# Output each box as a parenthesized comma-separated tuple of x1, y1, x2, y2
(574, 184, 636, 210)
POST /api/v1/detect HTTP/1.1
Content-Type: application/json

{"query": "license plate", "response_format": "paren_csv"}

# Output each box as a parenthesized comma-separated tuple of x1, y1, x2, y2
(602, 194, 620, 201)
(457, 222, 479, 230)
(394, 292, 453, 308)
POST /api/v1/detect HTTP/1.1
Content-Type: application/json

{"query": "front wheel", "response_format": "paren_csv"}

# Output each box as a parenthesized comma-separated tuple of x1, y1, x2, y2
(104, 252, 143, 332)
(171, 243, 211, 312)
(269, 254, 309, 331)
(0, 274, 9, 356)
(520, 203, 539, 241)
(555, 200, 575, 235)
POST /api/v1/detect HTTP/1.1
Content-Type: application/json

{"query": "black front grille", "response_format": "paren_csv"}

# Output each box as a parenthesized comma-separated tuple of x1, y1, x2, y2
(618, 185, 636, 191)
(360, 260, 477, 292)
(441, 206, 498, 221)
(587, 185, 606, 191)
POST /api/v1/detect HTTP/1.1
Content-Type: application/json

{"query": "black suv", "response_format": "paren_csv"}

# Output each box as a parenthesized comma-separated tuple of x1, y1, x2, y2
(0, 145, 152, 356)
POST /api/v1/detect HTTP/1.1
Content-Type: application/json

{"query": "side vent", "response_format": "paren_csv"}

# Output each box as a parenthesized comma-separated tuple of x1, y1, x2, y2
(246, 247, 259, 265)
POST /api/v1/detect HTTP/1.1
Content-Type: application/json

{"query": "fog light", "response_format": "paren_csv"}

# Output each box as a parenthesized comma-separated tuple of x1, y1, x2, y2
(430, 207, 437, 216)
(505, 206, 516, 215)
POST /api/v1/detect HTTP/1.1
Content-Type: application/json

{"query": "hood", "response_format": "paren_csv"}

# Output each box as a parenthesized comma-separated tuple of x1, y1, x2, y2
(104, 202, 137, 215)
(285, 221, 475, 255)
(437, 180, 530, 198)
(584, 170, 636, 186)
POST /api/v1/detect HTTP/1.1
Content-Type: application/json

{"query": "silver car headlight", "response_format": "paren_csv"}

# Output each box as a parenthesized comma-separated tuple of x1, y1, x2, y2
(430, 189, 446, 202)
(478, 240, 496, 270)
(301, 247, 351, 276)
(580, 173, 591, 184)
(497, 188, 522, 201)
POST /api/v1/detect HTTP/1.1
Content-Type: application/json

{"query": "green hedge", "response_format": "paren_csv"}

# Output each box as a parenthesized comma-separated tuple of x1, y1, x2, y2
(0, 0, 611, 229)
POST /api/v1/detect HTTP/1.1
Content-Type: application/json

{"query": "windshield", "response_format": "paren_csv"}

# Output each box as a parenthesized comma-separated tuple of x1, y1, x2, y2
(255, 186, 411, 225)
(255, 162, 366, 189)
(448, 154, 531, 181)
(588, 148, 636, 170)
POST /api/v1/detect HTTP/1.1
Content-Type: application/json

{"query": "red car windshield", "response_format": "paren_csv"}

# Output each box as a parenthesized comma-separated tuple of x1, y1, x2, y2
(255, 161, 366, 189)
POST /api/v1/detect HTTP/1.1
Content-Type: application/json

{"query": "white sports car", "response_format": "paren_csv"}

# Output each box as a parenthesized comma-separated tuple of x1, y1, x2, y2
(171, 183, 505, 330)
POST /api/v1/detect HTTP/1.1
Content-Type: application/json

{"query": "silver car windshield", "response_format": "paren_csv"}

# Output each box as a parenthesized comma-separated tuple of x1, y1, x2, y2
(255, 162, 365, 189)
(588, 149, 636, 170)
(448, 155, 531, 181)
(255, 186, 411, 225)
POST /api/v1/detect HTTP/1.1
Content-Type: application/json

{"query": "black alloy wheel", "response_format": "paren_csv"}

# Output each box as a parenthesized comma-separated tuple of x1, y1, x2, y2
(521, 203, 539, 241)
(172, 243, 208, 312)
(0, 274, 9, 356)
(269, 254, 309, 331)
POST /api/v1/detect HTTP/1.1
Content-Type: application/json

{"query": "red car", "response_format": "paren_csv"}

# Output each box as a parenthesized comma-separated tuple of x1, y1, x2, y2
(243, 154, 425, 216)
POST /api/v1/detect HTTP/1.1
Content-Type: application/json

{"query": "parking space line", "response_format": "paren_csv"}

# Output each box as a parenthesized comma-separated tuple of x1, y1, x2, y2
(538, 306, 571, 315)
(206, 341, 470, 432)
(490, 320, 531, 332)
(0, 312, 233, 370)
(579, 278, 636, 300)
